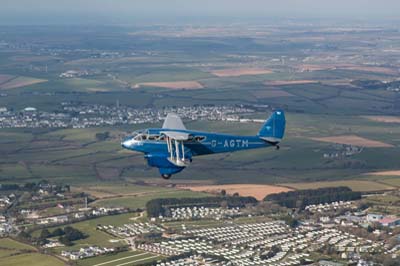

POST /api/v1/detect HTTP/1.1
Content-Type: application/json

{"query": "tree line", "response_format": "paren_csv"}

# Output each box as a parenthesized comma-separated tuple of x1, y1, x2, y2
(38, 226, 86, 246)
(264, 186, 361, 209)
(146, 196, 258, 217)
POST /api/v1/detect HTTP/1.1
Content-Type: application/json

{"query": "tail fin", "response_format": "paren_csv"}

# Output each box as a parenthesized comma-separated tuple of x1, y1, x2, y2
(258, 110, 286, 143)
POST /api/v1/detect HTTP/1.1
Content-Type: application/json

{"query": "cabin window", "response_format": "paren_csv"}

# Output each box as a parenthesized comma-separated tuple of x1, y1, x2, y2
(194, 136, 206, 142)
(147, 135, 157, 141)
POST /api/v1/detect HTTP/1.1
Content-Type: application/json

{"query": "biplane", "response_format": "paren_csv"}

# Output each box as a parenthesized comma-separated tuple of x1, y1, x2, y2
(121, 110, 286, 179)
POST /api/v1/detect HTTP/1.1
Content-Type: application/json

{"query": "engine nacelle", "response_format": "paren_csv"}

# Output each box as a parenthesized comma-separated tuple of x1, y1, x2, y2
(145, 153, 185, 177)
(158, 167, 184, 176)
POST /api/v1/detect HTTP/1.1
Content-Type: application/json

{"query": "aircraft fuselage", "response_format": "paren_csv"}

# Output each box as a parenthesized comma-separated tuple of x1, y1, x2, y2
(121, 110, 285, 179)
(122, 128, 272, 156)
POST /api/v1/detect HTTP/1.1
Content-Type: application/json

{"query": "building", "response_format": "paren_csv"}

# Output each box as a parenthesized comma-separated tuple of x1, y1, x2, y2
(366, 214, 384, 223)
(378, 217, 400, 227)
(319, 260, 344, 266)
(23, 107, 37, 112)
(37, 215, 68, 225)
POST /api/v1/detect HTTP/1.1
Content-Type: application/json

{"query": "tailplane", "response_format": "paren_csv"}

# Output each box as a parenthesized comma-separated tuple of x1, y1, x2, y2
(258, 110, 286, 144)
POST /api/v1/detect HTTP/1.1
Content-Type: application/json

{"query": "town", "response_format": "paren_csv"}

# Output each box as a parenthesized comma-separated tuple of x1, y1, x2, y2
(1, 181, 399, 266)
(0, 104, 258, 129)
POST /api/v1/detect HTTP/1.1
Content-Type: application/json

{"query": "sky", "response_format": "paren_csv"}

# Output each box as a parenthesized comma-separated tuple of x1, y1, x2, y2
(1, 0, 400, 25)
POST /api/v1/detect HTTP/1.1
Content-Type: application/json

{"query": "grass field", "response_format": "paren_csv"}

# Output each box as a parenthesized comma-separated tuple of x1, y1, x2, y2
(77, 250, 163, 266)
(366, 171, 400, 177)
(280, 180, 396, 192)
(133, 81, 204, 90)
(92, 189, 211, 209)
(211, 68, 273, 77)
(0, 238, 66, 266)
(311, 135, 394, 148)
(362, 116, 400, 124)
(0, 253, 66, 266)
(375, 177, 400, 187)
(0, 76, 47, 90)
(73, 183, 171, 199)
(363, 192, 400, 215)
(32, 213, 140, 249)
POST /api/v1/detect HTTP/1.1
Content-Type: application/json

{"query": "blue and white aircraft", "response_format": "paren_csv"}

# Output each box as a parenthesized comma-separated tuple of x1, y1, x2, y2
(121, 110, 285, 179)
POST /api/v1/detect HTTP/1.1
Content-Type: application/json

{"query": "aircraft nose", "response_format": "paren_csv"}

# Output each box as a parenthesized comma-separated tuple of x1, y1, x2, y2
(121, 138, 133, 149)
(121, 141, 127, 148)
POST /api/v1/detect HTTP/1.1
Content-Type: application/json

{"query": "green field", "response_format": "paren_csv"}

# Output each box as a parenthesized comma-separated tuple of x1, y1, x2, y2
(0, 253, 66, 266)
(379, 177, 400, 187)
(363, 192, 400, 215)
(32, 213, 140, 249)
(0, 238, 66, 266)
(92, 189, 211, 209)
(280, 180, 396, 192)
(30, 213, 165, 266)
(77, 251, 163, 266)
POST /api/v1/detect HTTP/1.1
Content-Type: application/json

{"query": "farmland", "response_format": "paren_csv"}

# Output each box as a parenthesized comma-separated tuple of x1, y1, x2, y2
(311, 135, 394, 148)
(1, 22, 400, 266)
(362, 116, 400, 123)
(210, 68, 274, 77)
(0, 76, 47, 90)
(183, 184, 292, 200)
(279, 180, 396, 192)
(2, 110, 400, 186)
(133, 81, 204, 90)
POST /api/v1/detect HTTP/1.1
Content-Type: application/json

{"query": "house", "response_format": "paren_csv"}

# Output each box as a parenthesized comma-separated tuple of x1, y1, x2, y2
(37, 215, 68, 225)
(367, 213, 384, 222)
(319, 260, 344, 266)
(74, 212, 85, 219)
(378, 217, 400, 227)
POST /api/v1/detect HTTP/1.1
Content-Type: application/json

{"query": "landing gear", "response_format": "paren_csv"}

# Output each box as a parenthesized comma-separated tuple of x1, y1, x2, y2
(161, 174, 171, 180)
(275, 145, 280, 150)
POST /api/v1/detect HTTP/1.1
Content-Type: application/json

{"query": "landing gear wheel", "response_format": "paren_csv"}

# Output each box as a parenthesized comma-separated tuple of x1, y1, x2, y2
(276, 145, 280, 150)
(161, 174, 172, 180)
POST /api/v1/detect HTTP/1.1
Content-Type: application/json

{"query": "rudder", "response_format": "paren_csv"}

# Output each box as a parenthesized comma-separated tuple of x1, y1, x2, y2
(258, 110, 286, 143)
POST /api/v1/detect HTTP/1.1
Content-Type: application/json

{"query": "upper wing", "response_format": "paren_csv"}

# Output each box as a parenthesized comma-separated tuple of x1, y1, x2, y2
(161, 131, 190, 141)
(162, 113, 186, 130)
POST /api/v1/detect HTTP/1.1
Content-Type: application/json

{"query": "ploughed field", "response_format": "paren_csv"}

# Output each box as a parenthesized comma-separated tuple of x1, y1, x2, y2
(182, 184, 292, 200)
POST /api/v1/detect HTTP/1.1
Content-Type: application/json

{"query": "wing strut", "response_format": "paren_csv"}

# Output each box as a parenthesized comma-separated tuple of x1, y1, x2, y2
(166, 137, 189, 167)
